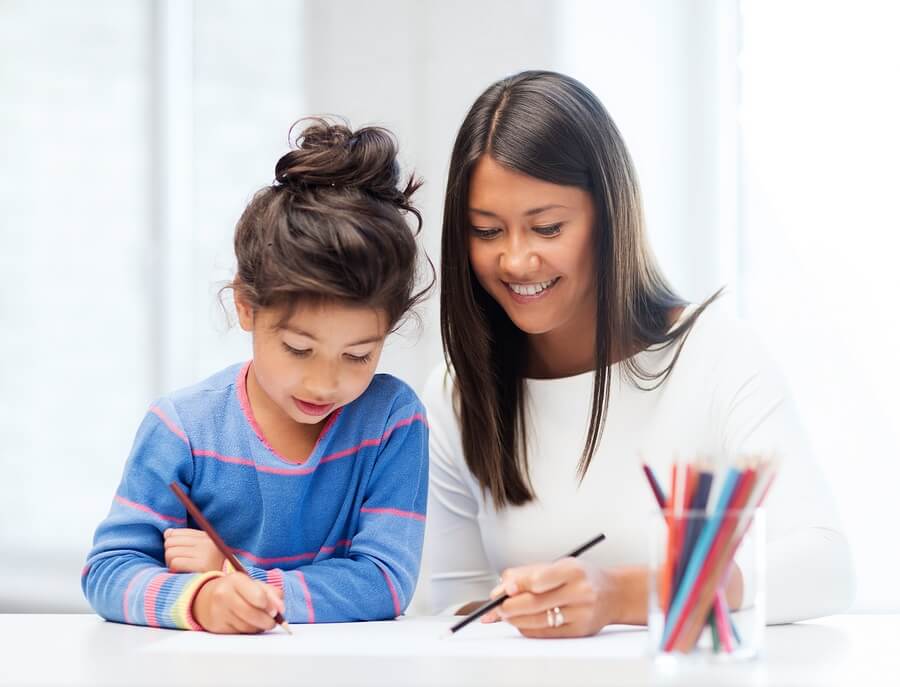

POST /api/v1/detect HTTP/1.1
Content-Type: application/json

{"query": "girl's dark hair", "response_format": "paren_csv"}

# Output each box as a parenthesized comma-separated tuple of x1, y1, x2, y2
(230, 117, 430, 330)
(441, 70, 721, 508)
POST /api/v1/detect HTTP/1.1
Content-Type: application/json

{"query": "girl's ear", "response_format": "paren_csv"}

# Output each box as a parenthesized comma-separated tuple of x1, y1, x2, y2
(233, 282, 255, 332)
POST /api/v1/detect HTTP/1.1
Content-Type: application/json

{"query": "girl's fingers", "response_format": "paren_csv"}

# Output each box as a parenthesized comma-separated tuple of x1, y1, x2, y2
(163, 545, 200, 557)
(232, 600, 277, 632)
(233, 577, 282, 618)
(225, 607, 264, 634)
(263, 585, 286, 616)
(164, 529, 207, 544)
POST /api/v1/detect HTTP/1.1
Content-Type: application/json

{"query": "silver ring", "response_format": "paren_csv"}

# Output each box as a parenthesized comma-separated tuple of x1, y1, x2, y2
(552, 606, 565, 628)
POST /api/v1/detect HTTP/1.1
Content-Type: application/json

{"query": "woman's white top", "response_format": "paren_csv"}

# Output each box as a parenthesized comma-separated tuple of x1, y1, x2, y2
(422, 302, 854, 623)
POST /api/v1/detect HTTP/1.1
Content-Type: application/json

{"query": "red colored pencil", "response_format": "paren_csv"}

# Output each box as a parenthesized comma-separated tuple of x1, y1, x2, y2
(169, 482, 291, 634)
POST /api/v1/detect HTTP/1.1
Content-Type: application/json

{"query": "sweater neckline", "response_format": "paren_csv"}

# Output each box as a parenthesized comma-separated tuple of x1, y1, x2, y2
(235, 361, 342, 466)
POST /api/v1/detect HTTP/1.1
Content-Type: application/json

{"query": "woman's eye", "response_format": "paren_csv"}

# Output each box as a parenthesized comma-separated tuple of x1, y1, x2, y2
(469, 226, 501, 239)
(344, 353, 372, 364)
(282, 343, 311, 358)
(533, 223, 562, 237)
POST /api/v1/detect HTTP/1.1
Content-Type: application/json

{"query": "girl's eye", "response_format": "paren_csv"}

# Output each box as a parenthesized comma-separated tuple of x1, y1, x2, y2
(533, 223, 562, 237)
(344, 353, 372, 364)
(282, 343, 311, 358)
(469, 226, 501, 239)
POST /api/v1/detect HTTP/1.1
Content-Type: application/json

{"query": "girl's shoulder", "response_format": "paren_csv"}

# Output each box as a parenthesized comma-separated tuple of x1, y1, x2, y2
(151, 362, 247, 430)
(355, 373, 425, 418)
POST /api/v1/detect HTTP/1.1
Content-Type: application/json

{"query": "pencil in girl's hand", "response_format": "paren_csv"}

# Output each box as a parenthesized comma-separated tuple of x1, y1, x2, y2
(169, 482, 292, 634)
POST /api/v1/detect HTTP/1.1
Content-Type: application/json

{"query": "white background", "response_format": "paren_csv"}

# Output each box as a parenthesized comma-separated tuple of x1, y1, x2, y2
(1, 0, 896, 614)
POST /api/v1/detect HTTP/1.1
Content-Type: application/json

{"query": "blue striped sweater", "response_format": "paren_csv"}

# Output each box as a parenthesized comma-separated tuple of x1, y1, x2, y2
(82, 362, 428, 629)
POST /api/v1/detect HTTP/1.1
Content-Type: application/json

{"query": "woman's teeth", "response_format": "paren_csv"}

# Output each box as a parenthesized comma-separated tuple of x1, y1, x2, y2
(508, 278, 558, 296)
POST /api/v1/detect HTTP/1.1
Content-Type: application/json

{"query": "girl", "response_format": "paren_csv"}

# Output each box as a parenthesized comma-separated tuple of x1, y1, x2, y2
(424, 71, 853, 637)
(83, 119, 430, 633)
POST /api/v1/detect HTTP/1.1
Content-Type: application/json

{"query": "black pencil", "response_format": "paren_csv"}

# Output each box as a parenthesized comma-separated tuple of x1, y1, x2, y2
(447, 532, 607, 636)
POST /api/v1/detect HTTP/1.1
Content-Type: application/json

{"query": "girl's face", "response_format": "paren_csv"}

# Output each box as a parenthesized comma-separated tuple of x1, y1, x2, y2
(467, 156, 596, 337)
(236, 297, 387, 425)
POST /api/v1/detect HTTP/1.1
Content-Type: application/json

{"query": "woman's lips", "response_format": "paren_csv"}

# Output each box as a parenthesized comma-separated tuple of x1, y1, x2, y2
(293, 398, 335, 417)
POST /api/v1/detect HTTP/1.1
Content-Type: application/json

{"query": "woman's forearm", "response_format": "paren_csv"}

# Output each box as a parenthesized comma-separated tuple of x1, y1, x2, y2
(606, 564, 744, 625)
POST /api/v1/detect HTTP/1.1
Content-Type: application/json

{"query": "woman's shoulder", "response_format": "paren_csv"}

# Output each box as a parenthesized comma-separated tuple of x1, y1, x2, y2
(665, 298, 789, 401)
(422, 362, 456, 412)
(672, 298, 777, 370)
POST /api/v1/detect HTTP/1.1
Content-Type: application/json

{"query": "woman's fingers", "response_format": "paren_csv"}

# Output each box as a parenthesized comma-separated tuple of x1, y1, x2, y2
(505, 603, 589, 630)
(500, 558, 587, 598)
(498, 583, 580, 620)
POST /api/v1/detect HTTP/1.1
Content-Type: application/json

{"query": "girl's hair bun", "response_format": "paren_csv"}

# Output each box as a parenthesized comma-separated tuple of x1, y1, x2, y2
(274, 117, 414, 208)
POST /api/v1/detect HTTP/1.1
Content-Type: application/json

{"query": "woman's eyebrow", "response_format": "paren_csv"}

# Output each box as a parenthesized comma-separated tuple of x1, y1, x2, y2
(469, 204, 567, 218)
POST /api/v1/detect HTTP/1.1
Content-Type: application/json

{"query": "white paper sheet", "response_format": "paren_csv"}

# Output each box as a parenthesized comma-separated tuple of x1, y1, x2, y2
(141, 616, 649, 658)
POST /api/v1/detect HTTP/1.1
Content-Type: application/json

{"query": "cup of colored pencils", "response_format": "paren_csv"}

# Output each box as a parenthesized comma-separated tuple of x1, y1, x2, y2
(643, 458, 774, 660)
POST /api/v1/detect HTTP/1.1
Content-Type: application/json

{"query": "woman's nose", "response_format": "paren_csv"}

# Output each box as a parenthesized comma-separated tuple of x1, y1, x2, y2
(498, 234, 540, 277)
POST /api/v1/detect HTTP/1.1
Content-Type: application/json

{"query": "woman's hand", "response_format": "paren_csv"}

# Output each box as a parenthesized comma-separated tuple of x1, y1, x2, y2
(480, 558, 632, 638)
(164, 527, 226, 573)
(191, 573, 285, 634)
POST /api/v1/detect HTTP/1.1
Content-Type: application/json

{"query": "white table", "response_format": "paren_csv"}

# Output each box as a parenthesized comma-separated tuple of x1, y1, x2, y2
(1, 614, 897, 686)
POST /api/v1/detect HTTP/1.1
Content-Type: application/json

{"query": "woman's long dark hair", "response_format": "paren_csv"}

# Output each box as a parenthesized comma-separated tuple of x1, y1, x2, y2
(440, 71, 720, 508)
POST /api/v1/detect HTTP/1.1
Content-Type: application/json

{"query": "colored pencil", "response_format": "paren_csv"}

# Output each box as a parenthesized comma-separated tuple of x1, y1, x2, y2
(169, 482, 292, 634)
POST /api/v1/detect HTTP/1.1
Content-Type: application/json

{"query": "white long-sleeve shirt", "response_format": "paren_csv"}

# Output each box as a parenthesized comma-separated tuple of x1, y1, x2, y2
(422, 302, 854, 623)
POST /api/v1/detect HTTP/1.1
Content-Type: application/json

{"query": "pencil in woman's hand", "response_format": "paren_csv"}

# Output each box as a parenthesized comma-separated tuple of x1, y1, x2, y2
(447, 532, 607, 636)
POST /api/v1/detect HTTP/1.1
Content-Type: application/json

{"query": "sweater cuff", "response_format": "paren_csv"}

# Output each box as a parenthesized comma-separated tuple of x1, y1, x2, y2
(182, 571, 225, 631)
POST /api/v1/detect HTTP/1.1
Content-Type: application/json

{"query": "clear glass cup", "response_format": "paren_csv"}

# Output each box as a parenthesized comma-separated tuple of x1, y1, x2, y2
(648, 508, 766, 661)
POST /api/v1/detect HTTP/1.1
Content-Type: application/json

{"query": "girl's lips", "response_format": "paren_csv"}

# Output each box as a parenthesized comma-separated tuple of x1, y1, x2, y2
(293, 398, 335, 417)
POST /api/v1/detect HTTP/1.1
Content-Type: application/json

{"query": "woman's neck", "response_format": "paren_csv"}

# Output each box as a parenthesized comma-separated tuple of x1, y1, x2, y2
(525, 305, 686, 379)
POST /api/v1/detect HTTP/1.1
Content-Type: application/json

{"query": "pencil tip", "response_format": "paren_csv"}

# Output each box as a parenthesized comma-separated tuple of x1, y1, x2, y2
(281, 621, 292, 635)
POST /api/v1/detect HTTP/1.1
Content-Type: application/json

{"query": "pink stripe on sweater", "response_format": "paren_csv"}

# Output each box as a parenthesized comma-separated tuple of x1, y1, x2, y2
(377, 564, 402, 617)
(266, 569, 284, 591)
(143, 572, 171, 627)
(122, 567, 155, 624)
(234, 540, 352, 566)
(190, 413, 427, 476)
(360, 507, 425, 522)
(115, 495, 186, 524)
(294, 571, 315, 623)
(149, 406, 189, 445)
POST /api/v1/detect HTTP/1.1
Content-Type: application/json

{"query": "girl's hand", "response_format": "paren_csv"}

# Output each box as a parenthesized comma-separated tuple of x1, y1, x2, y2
(191, 573, 285, 634)
(164, 527, 226, 573)
(480, 558, 625, 638)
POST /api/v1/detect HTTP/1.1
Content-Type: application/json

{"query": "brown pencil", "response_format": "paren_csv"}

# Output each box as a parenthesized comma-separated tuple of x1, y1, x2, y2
(169, 481, 292, 634)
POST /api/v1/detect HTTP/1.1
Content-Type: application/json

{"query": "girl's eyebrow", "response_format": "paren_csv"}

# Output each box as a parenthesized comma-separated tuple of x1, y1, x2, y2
(282, 325, 382, 347)
(469, 204, 567, 218)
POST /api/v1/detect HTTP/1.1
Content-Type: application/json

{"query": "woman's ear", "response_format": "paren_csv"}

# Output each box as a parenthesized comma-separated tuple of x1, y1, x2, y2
(233, 282, 255, 332)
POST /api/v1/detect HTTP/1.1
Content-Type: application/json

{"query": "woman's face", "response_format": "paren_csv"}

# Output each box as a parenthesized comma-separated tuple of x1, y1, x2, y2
(467, 155, 596, 336)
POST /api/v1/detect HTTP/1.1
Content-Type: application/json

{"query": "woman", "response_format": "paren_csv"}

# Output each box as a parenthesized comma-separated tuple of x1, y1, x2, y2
(423, 70, 853, 638)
